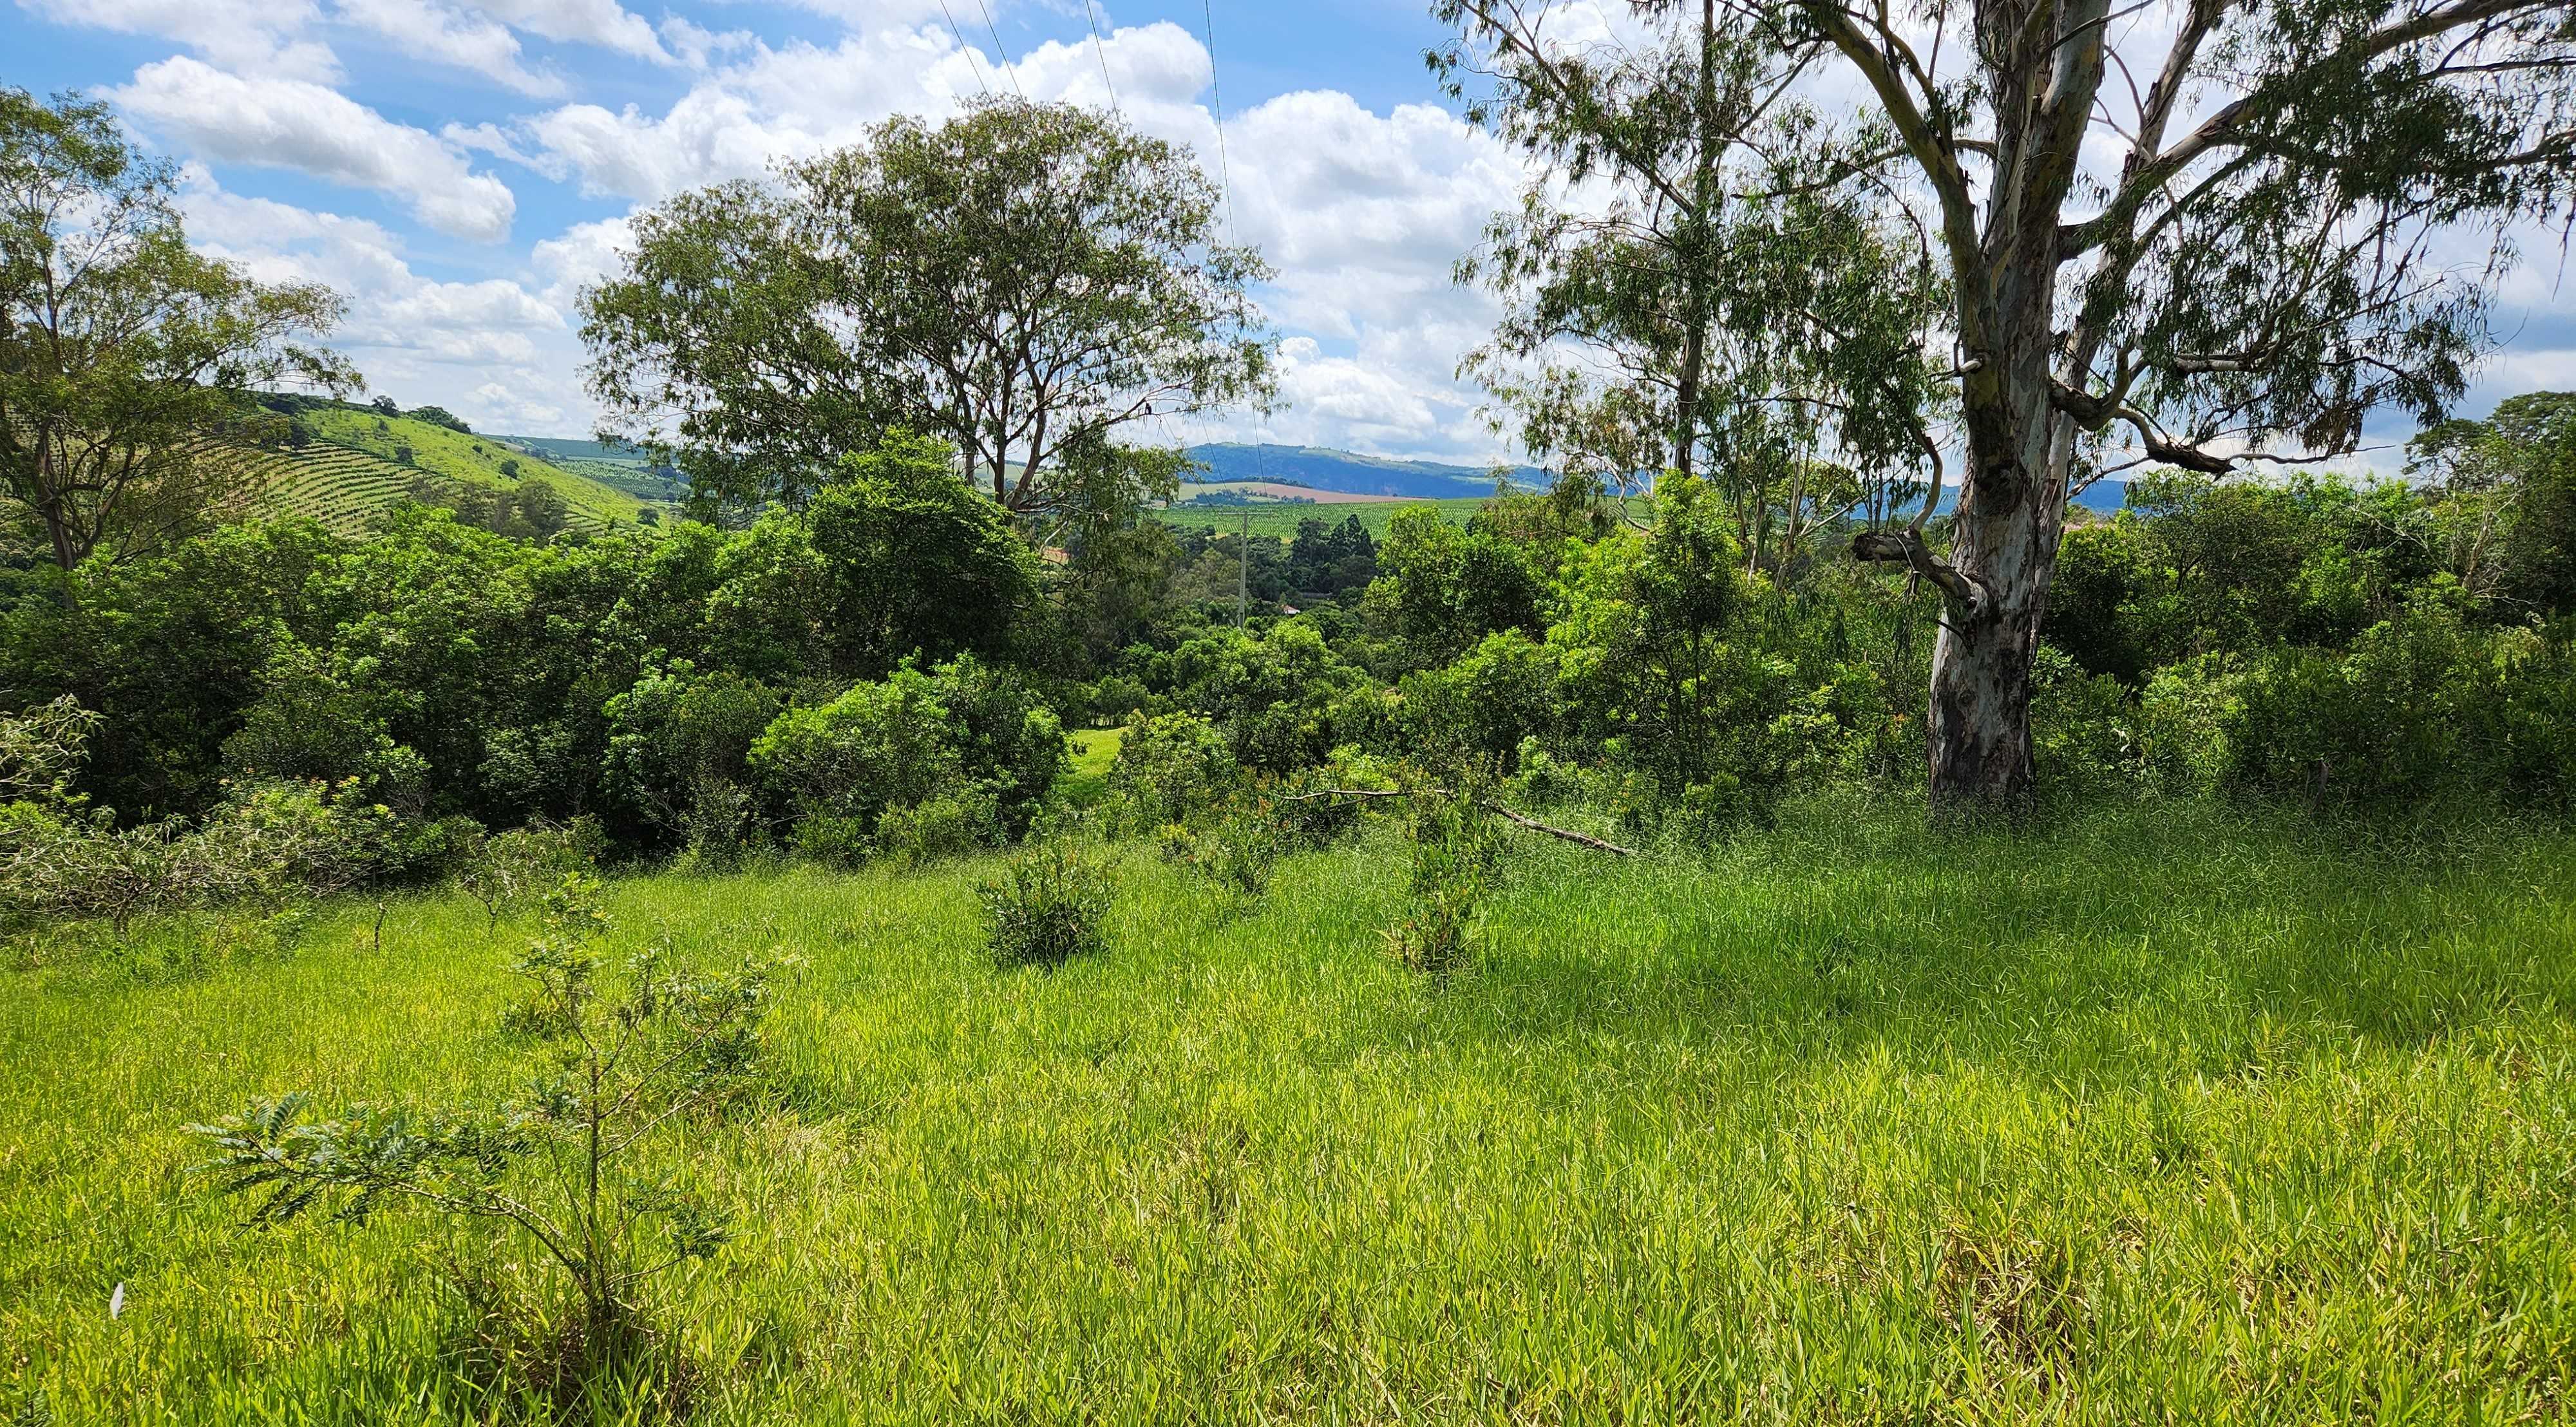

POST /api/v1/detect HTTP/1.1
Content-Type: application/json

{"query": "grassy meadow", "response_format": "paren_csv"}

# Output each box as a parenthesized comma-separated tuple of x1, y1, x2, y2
(5, 803, 2576, 1423)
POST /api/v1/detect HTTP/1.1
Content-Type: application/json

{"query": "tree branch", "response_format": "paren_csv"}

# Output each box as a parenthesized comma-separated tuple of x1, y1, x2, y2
(1277, 787, 1637, 855)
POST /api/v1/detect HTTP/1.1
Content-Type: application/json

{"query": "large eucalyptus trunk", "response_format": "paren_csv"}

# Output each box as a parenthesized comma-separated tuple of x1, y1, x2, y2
(1923, 477, 2050, 811)
(1925, 158, 2084, 814)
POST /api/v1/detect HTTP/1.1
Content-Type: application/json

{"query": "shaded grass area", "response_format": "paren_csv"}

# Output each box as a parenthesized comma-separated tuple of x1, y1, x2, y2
(5, 803, 2576, 1422)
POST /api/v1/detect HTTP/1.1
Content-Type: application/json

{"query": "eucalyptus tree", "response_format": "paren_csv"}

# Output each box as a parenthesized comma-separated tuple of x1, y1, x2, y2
(1439, 1, 2576, 810)
(1434, 1, 1947, 530)
(583, 99, 1275, 520)
(1, 89, 355, 571)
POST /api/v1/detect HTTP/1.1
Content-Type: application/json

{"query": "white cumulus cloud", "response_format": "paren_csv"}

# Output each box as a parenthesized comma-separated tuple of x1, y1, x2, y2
(117, 58, 519, 242)
(334, 0, 566, 96)
(14, 0, 339, 80)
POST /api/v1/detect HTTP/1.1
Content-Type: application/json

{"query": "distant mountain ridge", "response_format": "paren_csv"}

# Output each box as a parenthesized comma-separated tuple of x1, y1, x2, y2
(1186, 444, 1544, 500)
(1185, 442, 2133, 515)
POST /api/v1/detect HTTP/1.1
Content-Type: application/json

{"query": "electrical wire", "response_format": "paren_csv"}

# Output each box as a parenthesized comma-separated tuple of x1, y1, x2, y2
(1083, 0, 1119, 111)
(1200, 0, 1236, 241)
(975, 0, 1028, 100)
(934, 0, 994, 99)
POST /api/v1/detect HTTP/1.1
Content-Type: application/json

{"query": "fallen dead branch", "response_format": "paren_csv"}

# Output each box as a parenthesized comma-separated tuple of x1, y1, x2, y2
(1277, 788, 1636, 856)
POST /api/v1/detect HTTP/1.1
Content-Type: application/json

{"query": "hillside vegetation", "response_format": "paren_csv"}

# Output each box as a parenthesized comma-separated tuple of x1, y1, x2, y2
(276, 409, 652, 529)
(6, 804, 2575, 1422)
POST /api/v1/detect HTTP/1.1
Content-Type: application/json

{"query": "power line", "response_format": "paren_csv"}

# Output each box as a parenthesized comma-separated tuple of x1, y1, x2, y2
(1083, 0, 1119, 111)
(1200, 0, 1236, 241)
(934, 0, 994, 99)
(974, 0, 1028, 100)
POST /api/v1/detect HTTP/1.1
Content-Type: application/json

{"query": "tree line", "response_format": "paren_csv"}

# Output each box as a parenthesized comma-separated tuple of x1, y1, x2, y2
(5, 0, 2575, 912)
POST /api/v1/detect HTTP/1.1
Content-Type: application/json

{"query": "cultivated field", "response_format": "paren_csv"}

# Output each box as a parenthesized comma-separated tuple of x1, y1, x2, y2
(1153, 495, 1493, 543)
(6, 803, 2573, 1423)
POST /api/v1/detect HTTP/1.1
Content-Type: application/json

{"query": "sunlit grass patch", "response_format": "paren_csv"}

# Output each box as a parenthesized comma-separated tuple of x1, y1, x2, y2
(5, 804, 2574, 1422)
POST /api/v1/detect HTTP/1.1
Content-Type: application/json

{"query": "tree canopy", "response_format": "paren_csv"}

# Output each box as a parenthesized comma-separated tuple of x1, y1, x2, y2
(1435, 0, 2576, 810)
(582, 98, 1274, 520)
(0, 88, 356, 572)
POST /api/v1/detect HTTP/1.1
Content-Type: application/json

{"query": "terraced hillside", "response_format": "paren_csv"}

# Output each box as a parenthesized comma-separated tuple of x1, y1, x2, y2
(252, 446, 424, 534)
(308, 411, 649, 522)
(253, 410, 658, 533)
(498, 435, 692, 503)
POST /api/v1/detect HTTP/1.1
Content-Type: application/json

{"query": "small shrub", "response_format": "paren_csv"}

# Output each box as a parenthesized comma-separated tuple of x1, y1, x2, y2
(981, 842, 1115, 969)
(1104, 712, 1238, 833)
(879, 787, 999, 867)
(1162, 807, 1287, 902)
(790, 813, 873, 869)
(1385, 782, 1504, 978)
(457, 822, 600, 931)
(191, 875, 775, 1408)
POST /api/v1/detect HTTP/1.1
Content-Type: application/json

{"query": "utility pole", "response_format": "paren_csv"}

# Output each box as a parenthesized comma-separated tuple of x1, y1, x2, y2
(1236, 509, 1250, 627)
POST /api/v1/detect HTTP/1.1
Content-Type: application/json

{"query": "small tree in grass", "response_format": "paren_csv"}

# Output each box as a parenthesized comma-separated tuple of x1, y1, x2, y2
(1384, 778, 1504, 979)
(190, 877, 775, 1401)
(457, 822, 600, 931)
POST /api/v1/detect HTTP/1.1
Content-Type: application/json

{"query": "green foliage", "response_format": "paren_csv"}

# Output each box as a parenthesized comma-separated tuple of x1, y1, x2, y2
(1147, 620, 1365, 773)
(455, 821, 600, 931)
(188, 875, 773, 1404)
(2050, 473, 2436, 680)
(1367, 504, 1545, 665)
(1548, 477, 1803, 818)
(980, 840, 1115, 969)
(803, 433, 1043, 677)
(584, 100, 1273, 517)
(2409, 391, 2576, 614)
(1103, 712, 1239, 831)
(1, 777, 402, 935)
(2219, 600, 2576, 814)
(1397, 631, 1560, 772)
(406, 405, 469, 433)
(1283, 513, 1379, 596)
(602, 661, 784, 853)
(0, 695, 99, 808)
(1383, 781, 1504, 978)
(751, 656, 1062, 862)
(0, 88, 357, 569)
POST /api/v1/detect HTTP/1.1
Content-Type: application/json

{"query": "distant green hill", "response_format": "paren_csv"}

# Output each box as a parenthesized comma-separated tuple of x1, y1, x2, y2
(1152, 496, 1490, 545)
(497, 435, 692, 504)
(1185, 444, 1542, 500)
(255, 409, 658, 532)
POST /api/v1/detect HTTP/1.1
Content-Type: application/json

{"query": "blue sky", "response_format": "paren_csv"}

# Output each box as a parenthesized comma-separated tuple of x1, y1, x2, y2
(5, 0, 2571, 463)
(3, 0, 1528, 455)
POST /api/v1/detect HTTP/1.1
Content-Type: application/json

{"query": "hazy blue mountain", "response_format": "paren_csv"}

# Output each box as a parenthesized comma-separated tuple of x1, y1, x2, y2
(1186, 442, 2133, 515)
(1186, 444, 1543, 498)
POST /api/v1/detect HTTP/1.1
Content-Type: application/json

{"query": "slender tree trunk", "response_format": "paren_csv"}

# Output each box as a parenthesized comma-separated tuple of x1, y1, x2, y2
(1670, 0, 1722, 483)
(46, 511, 79, 574)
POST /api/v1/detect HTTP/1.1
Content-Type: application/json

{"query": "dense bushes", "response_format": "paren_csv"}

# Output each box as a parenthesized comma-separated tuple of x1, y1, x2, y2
(6, 406, 2576, 918)
(751, 657, 1063, 864)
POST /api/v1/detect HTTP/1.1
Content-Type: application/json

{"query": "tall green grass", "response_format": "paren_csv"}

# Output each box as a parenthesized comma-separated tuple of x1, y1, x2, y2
(5, 802, 2574, 1422)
